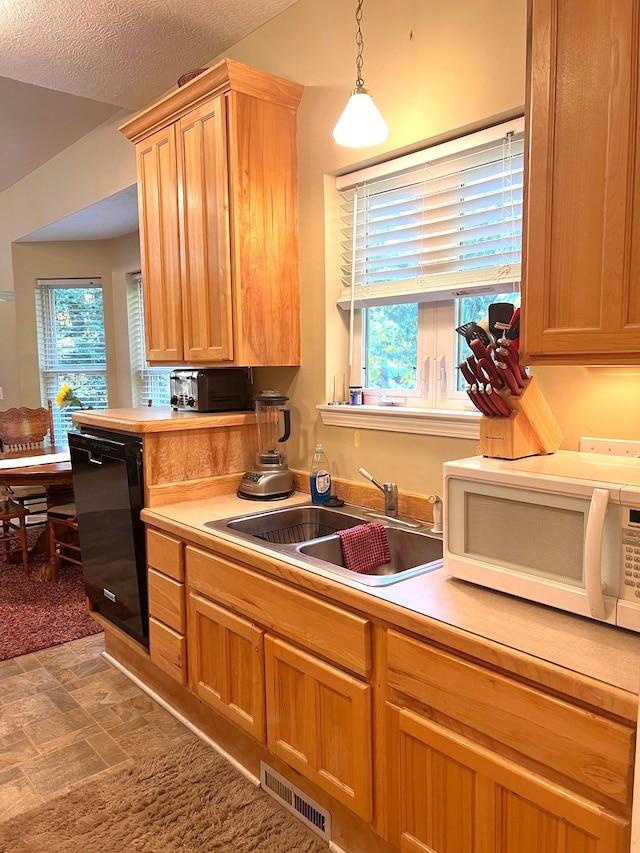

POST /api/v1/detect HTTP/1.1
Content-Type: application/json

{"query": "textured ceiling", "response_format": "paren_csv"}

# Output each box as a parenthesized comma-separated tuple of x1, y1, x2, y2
(0, 0, 300, 229)
(0, 0, 299, 109)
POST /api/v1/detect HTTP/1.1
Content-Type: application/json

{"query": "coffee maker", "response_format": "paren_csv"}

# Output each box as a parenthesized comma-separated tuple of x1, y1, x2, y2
(237, 391, 295, 500)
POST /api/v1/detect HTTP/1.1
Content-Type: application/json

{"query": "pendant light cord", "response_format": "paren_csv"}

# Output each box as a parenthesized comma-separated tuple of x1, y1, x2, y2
(355, 0, 365, 89)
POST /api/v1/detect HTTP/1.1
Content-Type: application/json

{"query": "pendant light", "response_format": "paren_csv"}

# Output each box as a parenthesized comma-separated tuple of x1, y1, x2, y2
(333, 0, 389, 148)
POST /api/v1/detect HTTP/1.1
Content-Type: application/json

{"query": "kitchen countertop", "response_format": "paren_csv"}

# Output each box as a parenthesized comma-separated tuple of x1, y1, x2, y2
(72, 407, 256, 433)
(142, 491, 640, 699)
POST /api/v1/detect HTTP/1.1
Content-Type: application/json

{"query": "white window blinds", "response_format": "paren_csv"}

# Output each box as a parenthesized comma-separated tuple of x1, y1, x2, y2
(336, 117, 524, 308)
(35, 279, 107, 442)
(128, 275, 172, 407)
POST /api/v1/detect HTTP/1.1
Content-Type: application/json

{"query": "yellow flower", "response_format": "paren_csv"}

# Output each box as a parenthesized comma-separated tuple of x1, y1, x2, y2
(56, 383, 88, 409)
(56, 383, 73, 407)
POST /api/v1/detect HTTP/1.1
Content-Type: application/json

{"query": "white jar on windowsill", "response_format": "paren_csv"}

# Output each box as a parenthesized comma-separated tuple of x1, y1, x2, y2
(362, 388, 380, 405)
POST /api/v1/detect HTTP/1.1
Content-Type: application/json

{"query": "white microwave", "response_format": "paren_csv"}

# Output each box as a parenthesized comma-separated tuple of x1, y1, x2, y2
(443, 451, 640, 632)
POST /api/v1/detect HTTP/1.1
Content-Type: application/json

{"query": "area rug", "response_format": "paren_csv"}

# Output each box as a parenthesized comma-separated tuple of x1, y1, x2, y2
(0, 527, 102, 661)
(0, 737, 328, 853)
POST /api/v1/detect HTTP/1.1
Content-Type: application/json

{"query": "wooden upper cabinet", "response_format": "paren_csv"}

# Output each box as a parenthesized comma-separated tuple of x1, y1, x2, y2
(120, 59, 304, 366)
(522, 0, 640, 363)
(136, 125, 183, 363)
(177, 97, 233, 363)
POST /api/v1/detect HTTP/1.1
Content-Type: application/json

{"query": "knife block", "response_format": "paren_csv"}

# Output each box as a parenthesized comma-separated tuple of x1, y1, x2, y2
(478, 377, 563, 459)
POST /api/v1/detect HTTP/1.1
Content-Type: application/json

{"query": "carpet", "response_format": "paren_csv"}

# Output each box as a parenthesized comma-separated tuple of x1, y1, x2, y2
(0, 526, 102, 661)
(0, 737, 328, 853)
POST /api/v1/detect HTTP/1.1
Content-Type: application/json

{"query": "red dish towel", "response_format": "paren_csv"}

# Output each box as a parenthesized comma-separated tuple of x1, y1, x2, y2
(337, 523, 391, 574)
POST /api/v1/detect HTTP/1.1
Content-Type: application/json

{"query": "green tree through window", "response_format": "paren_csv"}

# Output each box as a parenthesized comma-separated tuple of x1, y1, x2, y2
(36, 281, 107, 442)
(364, 304, 418, 390)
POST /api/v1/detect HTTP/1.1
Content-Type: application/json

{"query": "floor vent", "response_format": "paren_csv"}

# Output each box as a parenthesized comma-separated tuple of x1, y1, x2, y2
(260, 761, 331, 843)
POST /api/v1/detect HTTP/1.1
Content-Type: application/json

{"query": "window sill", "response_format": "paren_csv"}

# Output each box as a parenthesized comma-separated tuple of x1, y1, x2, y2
(317, 404, 481, 439)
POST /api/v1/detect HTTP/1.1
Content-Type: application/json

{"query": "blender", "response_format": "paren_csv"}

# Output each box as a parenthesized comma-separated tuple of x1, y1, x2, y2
(237, 391, 295, 500)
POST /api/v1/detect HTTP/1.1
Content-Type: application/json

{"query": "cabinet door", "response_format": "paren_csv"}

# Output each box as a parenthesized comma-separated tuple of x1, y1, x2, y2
(136, 124, 184, 362)
(149, 617, 187, 685)
(523, 0, 640, 362)
(265, 634, 372, 821)
(387, 704, 629, 853)
(147, 528, 184, 581)
(148, 568, 185, 633)
(177, 97, 234, 363)
(189, 593, 265, 742)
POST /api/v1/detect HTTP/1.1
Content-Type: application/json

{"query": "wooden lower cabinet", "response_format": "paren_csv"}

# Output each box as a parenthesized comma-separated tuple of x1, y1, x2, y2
(386, 630, 634, 807)
(186, 544, 375, 825)
(147, 529, 187, 684)
(148, 617, 187, 685)
(188, 592, 266, 743)
(386, 703, 630, 853)
(140, 529, 635, 852)
(265, 634, 373, 822)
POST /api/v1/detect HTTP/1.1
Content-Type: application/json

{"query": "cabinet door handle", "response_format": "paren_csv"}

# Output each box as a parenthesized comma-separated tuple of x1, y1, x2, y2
(421, 356, 430, 394)
(438, 355, 447, 393)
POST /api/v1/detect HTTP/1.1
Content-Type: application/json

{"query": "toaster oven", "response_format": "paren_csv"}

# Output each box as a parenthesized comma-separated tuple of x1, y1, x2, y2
(169, 368, 251, 413)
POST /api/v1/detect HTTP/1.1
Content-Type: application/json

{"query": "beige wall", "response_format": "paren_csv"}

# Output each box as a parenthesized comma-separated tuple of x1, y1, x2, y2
(1, 0, 637, 501)
(224, 0, 527, 494)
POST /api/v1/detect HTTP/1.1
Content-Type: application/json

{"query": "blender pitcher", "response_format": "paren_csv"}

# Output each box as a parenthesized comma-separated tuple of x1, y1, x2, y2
(237, 391, 295, 500)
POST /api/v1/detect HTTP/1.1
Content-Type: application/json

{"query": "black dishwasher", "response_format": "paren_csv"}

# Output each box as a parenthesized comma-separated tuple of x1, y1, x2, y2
(69, 429, 148, 648)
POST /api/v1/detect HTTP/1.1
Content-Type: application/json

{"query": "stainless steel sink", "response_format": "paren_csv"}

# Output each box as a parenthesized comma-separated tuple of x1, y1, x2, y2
(297, 526, 443, 576)
(220, 505, 365, 543)
(205, 503, 443, 587)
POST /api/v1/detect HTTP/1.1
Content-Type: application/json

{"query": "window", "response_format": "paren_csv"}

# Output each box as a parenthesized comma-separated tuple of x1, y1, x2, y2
(336, 116, 523, 412)
(36, 279, 107, 442)
(128, 274, 172, 407)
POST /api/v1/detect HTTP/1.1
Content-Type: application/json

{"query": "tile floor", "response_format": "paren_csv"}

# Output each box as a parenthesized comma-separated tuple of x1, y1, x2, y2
(0, 633, 196, 821)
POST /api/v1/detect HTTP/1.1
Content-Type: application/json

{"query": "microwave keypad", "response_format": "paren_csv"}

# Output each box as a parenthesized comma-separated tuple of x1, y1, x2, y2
(621, 528, 640, 600)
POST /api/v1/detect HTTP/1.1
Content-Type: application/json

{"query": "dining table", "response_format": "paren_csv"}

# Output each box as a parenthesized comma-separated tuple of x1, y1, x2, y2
(0, 445, 73, 575)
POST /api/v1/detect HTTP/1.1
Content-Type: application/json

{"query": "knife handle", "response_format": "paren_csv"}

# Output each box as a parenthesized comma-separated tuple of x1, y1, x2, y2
(494, 361, 521, 395)
(469, 337, 491, 363)
(495, 347, 525, 389)
(496, 340, 528, 381)
(465, 384, 486, 414)
(478, 385, 501, 416)
(485, 384, 511, 416)
(471, 384, 495, 416)
(459, 361, 478, 386)
(506, 307, 520, 343)
(467, 354, 483, 382)
(471, 350, 503, 388)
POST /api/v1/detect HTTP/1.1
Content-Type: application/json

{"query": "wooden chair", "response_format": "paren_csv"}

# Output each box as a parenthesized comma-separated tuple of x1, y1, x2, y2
(0, 498, 29, 577)
(48, 502, 81, 582)
(0, 402, 55, 523)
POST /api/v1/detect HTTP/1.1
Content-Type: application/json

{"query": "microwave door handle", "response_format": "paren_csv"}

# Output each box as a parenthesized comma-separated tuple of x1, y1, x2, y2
(584, 487, 609, 619)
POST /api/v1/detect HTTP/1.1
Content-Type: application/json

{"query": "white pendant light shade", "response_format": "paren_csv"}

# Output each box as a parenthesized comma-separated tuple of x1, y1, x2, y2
(333, 0, 388, 148)
(333, 87, 389, 148)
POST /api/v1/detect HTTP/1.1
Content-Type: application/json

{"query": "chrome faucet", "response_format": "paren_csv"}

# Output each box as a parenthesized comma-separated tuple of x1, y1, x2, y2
(358, 467, 398, 517)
